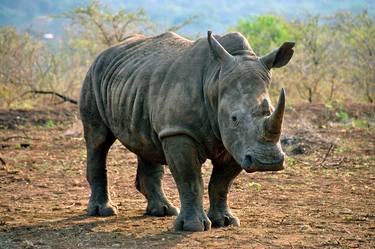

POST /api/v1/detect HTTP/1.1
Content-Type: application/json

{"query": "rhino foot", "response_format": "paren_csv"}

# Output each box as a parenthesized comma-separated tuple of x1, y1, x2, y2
(87, 200, 118, 216)
(146, 200, 179, 217)
(174, 209, 211, 232)
(207, 209, 240, 227)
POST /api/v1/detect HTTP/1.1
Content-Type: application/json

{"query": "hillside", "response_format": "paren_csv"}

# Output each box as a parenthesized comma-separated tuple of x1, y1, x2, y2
(0, 0, 374, 36)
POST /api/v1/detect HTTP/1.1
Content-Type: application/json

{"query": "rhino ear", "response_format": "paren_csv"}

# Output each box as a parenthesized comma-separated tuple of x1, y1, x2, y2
(207, 31, 234, 64)
(260, 42, 295, 69)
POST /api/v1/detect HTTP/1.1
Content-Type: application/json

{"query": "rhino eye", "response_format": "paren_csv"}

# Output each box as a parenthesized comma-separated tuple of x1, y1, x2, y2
(231, 115, 240, 127)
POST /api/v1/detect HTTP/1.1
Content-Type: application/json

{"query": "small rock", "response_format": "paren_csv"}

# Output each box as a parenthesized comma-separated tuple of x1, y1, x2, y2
(290, 145, 306, 155)
(21, 240, 35, 249)
(281, 135, 299, 146)
(64, 120, 83, 137)
(341, 208, 353, 214)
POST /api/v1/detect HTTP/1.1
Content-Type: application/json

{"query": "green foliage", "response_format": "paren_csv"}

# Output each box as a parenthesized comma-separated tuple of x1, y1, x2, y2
(333, 11, 375, 103)
(286, 157, 297, 167)
(288, 15, 335, 103)
(232, 15, 294, 55)
(336, 110, 350, 123)
(232, 12, 374, 104)
(351, 119, 369, 129)
(44, 120, 55, 129)
(248, 182, 262, 192)
(334, 146, 346, 154)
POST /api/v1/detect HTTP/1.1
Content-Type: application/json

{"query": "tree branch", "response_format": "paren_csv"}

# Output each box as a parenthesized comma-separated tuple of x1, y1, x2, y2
(22, 91, 78, 105)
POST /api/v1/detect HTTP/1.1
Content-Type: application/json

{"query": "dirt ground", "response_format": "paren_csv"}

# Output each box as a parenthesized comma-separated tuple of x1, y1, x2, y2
(0, 104, 374, 249)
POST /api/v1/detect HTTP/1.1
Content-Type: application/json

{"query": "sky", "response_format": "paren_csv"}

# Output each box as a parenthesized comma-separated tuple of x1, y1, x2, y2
(0, 0, 373, 36)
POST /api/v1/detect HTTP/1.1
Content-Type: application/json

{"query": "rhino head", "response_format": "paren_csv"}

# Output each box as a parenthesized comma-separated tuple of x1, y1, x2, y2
(207, 31, 294, 173)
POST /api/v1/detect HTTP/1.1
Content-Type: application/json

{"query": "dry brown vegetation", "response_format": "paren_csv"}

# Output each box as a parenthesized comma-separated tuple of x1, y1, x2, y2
(0, 104, 374, 248)
(1, 1, 374, 109)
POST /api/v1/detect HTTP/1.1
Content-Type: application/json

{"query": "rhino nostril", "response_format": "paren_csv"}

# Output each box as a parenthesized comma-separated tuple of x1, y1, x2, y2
(242, 154, 253, 169)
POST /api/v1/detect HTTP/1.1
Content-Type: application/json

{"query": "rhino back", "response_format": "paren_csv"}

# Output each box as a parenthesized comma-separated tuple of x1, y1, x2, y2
(87, 32, 200, 162)
(84, 31, 252, 162)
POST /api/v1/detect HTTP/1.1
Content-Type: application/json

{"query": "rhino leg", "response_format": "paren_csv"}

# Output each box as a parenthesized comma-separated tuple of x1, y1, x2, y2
(135, 156, 179, 216)
(207, 157, 242, 227)
(162, 136, 211, 232)
(82, 119, 117, 216)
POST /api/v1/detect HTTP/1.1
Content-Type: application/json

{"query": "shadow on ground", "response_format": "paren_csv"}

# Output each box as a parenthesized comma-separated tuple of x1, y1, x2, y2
(1, 213, 188, 249)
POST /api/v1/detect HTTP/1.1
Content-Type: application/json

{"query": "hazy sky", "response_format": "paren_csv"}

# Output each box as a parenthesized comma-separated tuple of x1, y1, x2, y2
(0, 0, 373, 36)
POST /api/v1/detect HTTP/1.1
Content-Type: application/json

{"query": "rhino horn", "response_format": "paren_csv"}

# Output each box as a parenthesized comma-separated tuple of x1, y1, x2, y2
(207, 31, 234, 64)
(265, 88, 286, 138)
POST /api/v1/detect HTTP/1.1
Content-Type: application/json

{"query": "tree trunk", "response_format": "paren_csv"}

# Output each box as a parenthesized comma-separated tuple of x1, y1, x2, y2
(329, 76, 336, 101)
(365, 81, 373, 103)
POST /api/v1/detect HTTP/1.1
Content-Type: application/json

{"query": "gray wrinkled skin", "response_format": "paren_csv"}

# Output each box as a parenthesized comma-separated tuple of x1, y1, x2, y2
(79, 31, 294, 231)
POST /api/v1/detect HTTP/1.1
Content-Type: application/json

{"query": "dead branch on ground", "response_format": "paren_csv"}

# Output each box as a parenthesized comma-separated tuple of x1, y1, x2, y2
(319, 143, 335, 166)
(22, 91, 78, 105)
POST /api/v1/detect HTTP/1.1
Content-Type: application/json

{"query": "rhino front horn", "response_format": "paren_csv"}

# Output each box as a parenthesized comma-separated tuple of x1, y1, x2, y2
(265, 88, 285, 138)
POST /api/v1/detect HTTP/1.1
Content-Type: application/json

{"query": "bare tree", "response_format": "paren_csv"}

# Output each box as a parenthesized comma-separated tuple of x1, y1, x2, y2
(334, 11, 375, 103)
(289, 16, 332, 103)
(0, 27, 52, 107)
(0, 27, 84, 107)
(58, 0, 153, 56)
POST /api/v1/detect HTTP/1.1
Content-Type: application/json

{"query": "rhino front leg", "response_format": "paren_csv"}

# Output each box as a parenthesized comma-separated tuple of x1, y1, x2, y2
(208, 157, 242, 227)
(83, 122, 117, 216)
(135, 156, 179, 216)
(162, 136, 211, 231)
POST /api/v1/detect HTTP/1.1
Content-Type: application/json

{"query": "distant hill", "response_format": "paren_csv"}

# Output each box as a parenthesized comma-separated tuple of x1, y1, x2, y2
(0, 0, 374, 37)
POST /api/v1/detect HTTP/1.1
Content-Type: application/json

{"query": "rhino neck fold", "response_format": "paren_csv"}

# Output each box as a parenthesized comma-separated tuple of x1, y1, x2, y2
(203, 62, 222, 141)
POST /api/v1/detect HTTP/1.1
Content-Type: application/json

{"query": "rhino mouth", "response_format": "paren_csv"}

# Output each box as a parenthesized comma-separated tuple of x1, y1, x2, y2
(241, 155, 284, 173)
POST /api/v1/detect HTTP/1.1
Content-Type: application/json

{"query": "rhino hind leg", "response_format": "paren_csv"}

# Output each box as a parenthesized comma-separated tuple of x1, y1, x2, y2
(162, 136, 211, 231)
(82, 117, 117, 216)
(207, 157, 242, 227)
(135, 156, 179, 216)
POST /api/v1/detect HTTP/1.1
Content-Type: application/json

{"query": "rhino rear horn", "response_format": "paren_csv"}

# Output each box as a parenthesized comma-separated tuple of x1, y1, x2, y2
(265, 88, 286, 137)
(207, 31, 234, 64)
